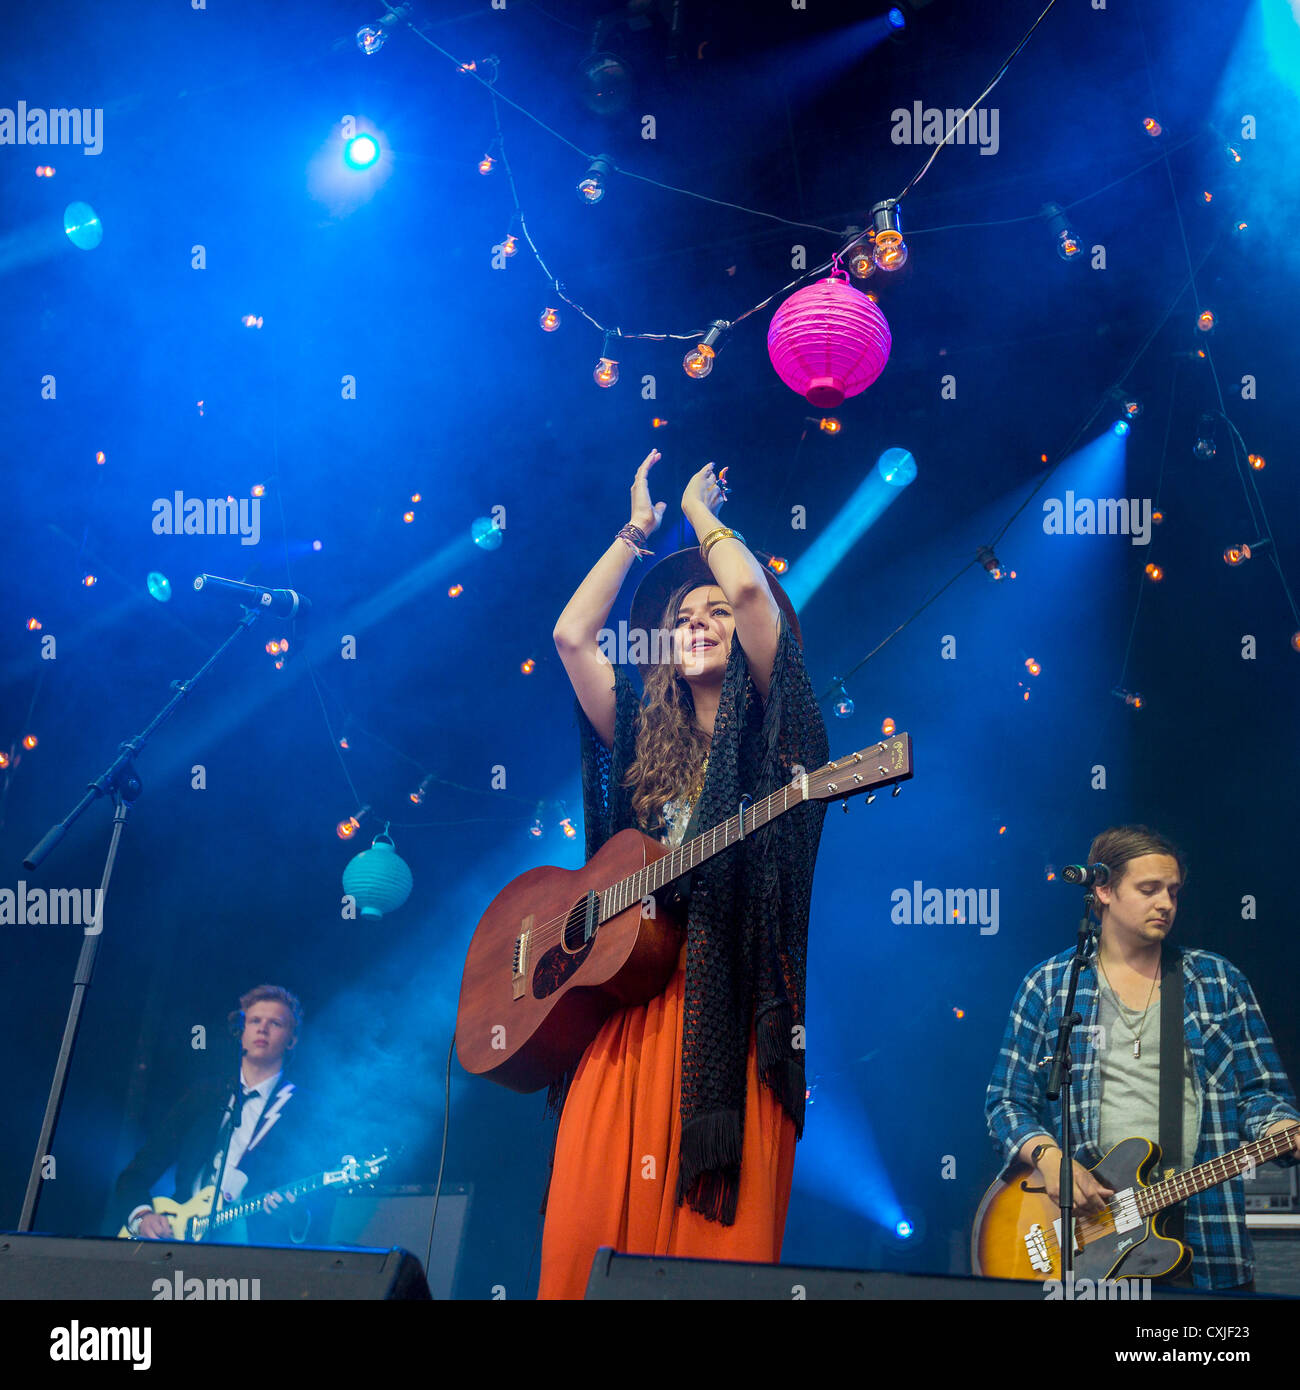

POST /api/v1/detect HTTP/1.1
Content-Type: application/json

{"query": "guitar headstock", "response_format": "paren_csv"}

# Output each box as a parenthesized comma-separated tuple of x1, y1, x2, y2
(325, 1150, 391, 1189)
(805, 733, 913, 803)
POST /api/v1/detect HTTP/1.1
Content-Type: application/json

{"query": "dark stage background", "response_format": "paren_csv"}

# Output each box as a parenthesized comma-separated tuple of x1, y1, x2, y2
(0, 0, 1296, 1297)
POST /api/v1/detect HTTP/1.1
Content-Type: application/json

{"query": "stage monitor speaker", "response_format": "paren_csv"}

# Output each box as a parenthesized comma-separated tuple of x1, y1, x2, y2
(0, 1234, 430, 1300)
(1246, 1225, 1300, 1296)
(584, 1249, 1233, 1300)
(326, 1183, 471, 1300)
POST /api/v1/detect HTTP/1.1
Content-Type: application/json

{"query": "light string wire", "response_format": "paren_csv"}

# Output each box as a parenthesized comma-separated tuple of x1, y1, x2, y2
(389, 0, 1083, 349)
(818, 239, 1219, 703)
(893, 0, 1061, 202)
(1131, 2, 1298, 631)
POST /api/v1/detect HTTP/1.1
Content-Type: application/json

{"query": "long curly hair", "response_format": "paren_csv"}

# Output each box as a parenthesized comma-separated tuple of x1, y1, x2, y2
(624, 580, 720, 831)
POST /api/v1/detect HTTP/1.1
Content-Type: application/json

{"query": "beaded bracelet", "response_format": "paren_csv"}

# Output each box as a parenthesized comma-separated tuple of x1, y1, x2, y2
(616, 523, 653, 560)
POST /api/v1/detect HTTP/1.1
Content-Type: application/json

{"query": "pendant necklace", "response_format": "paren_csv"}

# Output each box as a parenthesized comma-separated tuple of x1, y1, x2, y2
(1099, 956, 1159, 1058)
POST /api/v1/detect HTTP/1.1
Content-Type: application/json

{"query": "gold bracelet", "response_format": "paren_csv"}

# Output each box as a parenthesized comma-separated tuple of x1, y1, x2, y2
(699, 526, 744, 562)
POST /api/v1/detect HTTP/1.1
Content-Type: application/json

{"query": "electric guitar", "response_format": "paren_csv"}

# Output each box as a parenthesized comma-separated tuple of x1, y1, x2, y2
(456, 735, 914, 1092)
(117, 1150, 390, 1242)
(972, 1125, 1300, 1281)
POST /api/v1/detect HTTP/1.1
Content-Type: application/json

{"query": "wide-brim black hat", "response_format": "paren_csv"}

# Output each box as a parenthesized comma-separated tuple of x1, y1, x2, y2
(627, 546, 801, 681)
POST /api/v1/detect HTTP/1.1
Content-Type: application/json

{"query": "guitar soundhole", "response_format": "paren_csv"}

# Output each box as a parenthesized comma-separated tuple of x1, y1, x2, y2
(532, 902, 594, 999)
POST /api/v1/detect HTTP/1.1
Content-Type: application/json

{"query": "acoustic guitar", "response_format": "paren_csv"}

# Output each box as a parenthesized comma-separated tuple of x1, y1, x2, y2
(117, 1150, 390, 1242)
(972, 1125, 1299, 1281)
(456, 735, 913, 1092)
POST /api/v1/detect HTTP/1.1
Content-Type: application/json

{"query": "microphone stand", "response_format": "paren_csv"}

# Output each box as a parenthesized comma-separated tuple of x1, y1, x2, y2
(17, 606, 264, 1232)
(1044, 890, 1099, 1301)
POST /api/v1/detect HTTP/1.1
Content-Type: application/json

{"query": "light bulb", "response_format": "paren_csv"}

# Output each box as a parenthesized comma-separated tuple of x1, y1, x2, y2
(1143, 117, 1162, 137)
(356, 26, 385, 55)
(1223, 544, 1252, 567)
(818, 417, 841, 434)
(1057, 231, 1082, 261)
(683, 344, 715, 379)
(478, 155, 495, 175)
(1248, 453, 1265, 471)
(873, 231, 908, 271)
(500, 234, 517, 257)
(1196, 309, 1215, 332)
(577, 176, 604, 203)
(594, 357, 619, 387)
(539, 307, 560, 332)
(847, 247, 875, 280)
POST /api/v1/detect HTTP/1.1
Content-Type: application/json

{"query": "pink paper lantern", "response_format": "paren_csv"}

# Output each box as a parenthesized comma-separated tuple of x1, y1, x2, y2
(767, 275, 892, 407)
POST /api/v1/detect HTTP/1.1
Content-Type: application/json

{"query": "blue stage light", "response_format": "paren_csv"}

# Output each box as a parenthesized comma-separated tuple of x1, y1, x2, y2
(888, 7, 906, 28)
(147, 572, 172, 603)
(1113, 420, 1130, 437)
(876, 447, 918, 487)
(343, 135, 380, 170)
(472, 516, 503, 551)
(895, 1218, 914, 1239)
(63, 202, 102, 250)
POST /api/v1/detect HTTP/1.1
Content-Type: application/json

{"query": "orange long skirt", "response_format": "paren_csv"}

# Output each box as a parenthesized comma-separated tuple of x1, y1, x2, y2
(537, 943, 797, 1300)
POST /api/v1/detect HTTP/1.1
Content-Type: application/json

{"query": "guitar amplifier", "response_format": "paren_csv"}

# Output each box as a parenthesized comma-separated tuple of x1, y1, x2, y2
(1244, 1161, 1299, 1213)
(326, 1183, 471, 1300)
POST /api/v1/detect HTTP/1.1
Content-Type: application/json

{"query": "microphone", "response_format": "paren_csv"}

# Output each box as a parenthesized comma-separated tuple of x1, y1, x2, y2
(193, 574, 311, 619)
(1062, 863, 1110, 887)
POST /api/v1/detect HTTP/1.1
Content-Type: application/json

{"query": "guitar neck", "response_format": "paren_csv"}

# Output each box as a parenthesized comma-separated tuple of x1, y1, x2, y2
(212, 1171, 324, 1229)
(598, 778, 798, 922)
(1138, 1124, 1299, 1216)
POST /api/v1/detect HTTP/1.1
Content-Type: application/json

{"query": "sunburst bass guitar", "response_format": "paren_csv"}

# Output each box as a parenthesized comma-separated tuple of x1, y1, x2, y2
(117, 1151, 390, 1242)
(972, 1125, 1299, 1281)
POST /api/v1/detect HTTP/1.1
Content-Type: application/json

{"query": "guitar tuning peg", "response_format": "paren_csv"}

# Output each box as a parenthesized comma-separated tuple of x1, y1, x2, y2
(841, 800, 849, 813)
(892, 784, 901, 797)
(866, 792, 876, 804)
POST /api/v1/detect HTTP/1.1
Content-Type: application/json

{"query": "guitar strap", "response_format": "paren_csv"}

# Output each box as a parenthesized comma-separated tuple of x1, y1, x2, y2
(1158, 942, 1186, 1242)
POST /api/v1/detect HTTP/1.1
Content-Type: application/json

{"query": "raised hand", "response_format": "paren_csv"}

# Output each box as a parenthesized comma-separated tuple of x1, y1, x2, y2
(681, 462, 728, 521)
(630, 450, 668, 535)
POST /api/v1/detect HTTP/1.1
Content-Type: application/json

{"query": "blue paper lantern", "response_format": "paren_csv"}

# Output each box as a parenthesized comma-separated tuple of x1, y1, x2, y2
(342, 832, 413, 918)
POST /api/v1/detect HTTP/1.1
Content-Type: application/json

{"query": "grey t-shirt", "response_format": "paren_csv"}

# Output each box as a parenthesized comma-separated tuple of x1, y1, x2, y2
(1096, 977, 1201, 1169)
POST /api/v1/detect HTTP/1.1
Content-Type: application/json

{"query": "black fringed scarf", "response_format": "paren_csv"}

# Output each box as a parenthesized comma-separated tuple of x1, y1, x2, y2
(557, 614, 829, 1224)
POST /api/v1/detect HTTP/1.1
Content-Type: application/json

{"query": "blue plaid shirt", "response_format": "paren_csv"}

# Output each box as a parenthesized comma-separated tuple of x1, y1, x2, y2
(986, 947, 1299, 1289)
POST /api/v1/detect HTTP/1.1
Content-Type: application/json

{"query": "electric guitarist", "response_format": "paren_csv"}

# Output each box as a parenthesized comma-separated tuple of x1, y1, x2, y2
(985, 826, 1300, 1291)
(112, 985, 333, 1245)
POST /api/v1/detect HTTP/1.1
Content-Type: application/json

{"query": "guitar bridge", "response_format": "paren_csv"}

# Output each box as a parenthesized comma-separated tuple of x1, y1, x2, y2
(512, 917, 533, 1001)
(1024, 1222, 1052, 1274)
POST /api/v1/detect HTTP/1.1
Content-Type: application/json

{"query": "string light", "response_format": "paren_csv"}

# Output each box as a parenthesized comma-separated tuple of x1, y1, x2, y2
(520, 658, 536, 674)
(1025, 658, 1041, 676)
(448, 584, 463, 597)
(1292, 633, 1300, 654)
(403, 510, 415, 523)
(1044, 866, 1057, 882)
(498, 233, 517, 257)
(95, 450, 106, 465)
(1248, 453, 1265, 471)
(846, 241, 876, 280)
(529, 803, 545, 838)
(0, 752, 8, 768)
(1194, 416, 1216, 460)
(478, 153, 495, 175)
(241, 315, 264, 329)
(1223, 544, 1252, 567)
(409, 775, 433, 805)
(22, 735, 38, 750)
(1153, 511, 1164, 525)
(651, 417, 669, 429)
(1143, 117, 1162, 137)
(251, 483, 266, 497)
(1144, 563, 1164, 582)
(539, 306, 560, 332)
(881, 717, 896, 736)
(833, 682, 854, 719)
(559, 817, 578, 839)
(26, 618, 41, 630)
(1041, 202, 1083, 262)
(817, 417, 842, 434)
(577, 155, 612, 204)
(35, 164, 55, 176)
(1113, 687, 1144, 710)
(1196, 308, 1215, 333)
(337, 804, 371, 840)
(766, 555, 788, 575)
(1224, 144, 1242, 164)
(870, 199, 908, 270)
(683, 321, 728, 379)
(82, 574, 96, 587)
(976, 545, 1013, 581)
